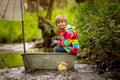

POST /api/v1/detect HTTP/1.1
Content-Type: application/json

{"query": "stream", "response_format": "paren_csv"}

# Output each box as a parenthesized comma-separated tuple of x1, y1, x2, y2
(0, 62, 119, 80)
(0, 43, 120, 80)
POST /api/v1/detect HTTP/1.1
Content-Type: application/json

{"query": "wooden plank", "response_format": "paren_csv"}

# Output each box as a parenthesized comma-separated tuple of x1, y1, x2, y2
(0, 0, 22, 20)
(0, 0, 2, 3)
(13, 0, 22, 20)
(4, 0, 14, 20)
(0, 0, 9, 19)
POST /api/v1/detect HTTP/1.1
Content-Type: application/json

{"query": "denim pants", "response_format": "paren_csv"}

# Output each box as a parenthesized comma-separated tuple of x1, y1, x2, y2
(54, 46, 67, 53)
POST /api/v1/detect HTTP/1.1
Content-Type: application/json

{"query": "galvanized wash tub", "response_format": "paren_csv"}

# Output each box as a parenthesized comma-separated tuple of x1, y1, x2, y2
(22, 53, 75, 70)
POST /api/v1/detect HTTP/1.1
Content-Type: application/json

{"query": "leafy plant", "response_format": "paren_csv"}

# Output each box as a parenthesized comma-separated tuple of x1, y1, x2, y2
(74, 0, 120, 55)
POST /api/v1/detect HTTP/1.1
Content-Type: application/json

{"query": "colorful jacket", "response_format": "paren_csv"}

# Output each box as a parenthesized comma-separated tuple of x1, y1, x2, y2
(59, 25, 80, 55)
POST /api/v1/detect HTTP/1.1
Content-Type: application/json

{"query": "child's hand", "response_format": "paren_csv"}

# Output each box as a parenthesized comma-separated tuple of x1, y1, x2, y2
(51, 36, 60, 47)
(51, 40, 58, 47)
(51, 39, 57, 47)
(52, 40, 58, 44)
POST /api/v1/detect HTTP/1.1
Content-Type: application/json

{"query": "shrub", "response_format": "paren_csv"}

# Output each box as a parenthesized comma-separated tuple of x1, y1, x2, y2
(74, 0, 120, 55)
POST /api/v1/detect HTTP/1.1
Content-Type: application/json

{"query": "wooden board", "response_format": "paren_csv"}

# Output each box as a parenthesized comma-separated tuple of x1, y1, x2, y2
(0, 0, 22, 21)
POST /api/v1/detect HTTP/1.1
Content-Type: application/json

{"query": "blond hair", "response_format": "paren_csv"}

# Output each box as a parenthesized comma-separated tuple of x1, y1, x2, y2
(55, 14, 67, 25)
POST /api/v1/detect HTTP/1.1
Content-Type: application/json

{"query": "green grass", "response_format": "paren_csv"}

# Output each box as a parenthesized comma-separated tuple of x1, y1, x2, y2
(0, 52, 23, 68)
(0, 12, 42, 43)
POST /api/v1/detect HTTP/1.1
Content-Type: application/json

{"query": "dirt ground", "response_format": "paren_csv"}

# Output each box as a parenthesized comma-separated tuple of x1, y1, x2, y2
(0, 63, 119, 80)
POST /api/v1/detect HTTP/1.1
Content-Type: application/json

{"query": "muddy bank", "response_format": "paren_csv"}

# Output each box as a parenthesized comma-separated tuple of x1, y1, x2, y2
(0, 63, 119, 80)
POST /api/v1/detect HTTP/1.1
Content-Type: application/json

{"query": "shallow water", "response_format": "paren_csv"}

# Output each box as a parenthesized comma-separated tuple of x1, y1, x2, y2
(0, 63, 119, 80)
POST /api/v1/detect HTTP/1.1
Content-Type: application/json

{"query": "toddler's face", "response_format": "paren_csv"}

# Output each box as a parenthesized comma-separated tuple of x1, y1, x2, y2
(56, 21, 66, 30)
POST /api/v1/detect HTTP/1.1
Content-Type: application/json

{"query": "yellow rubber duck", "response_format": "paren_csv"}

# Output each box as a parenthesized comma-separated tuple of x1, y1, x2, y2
(58, 61, 67, 71)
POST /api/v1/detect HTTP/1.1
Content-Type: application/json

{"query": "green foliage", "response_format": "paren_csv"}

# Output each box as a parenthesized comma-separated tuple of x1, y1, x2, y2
(74, 0, 120, 54)
(0, 12, 42, 43)
(0, 21, 22, 43)
(24, 12, 42, 42)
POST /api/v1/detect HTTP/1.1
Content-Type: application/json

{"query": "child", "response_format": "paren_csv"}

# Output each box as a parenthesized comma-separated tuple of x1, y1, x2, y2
(52, 14, 80, 55)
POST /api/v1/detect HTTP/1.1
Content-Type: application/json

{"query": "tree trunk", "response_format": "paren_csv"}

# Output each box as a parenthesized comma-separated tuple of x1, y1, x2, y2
(38, 17, 55, 49)
(38, 0, 55, 51)
(46, 0, 54, 20)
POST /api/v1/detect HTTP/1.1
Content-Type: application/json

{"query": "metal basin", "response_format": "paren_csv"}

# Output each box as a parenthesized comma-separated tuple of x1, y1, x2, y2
(22, 53, 75, 70)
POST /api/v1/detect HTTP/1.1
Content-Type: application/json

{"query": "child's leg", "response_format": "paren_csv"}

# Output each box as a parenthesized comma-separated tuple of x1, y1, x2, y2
(54, 46, 67, 53)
